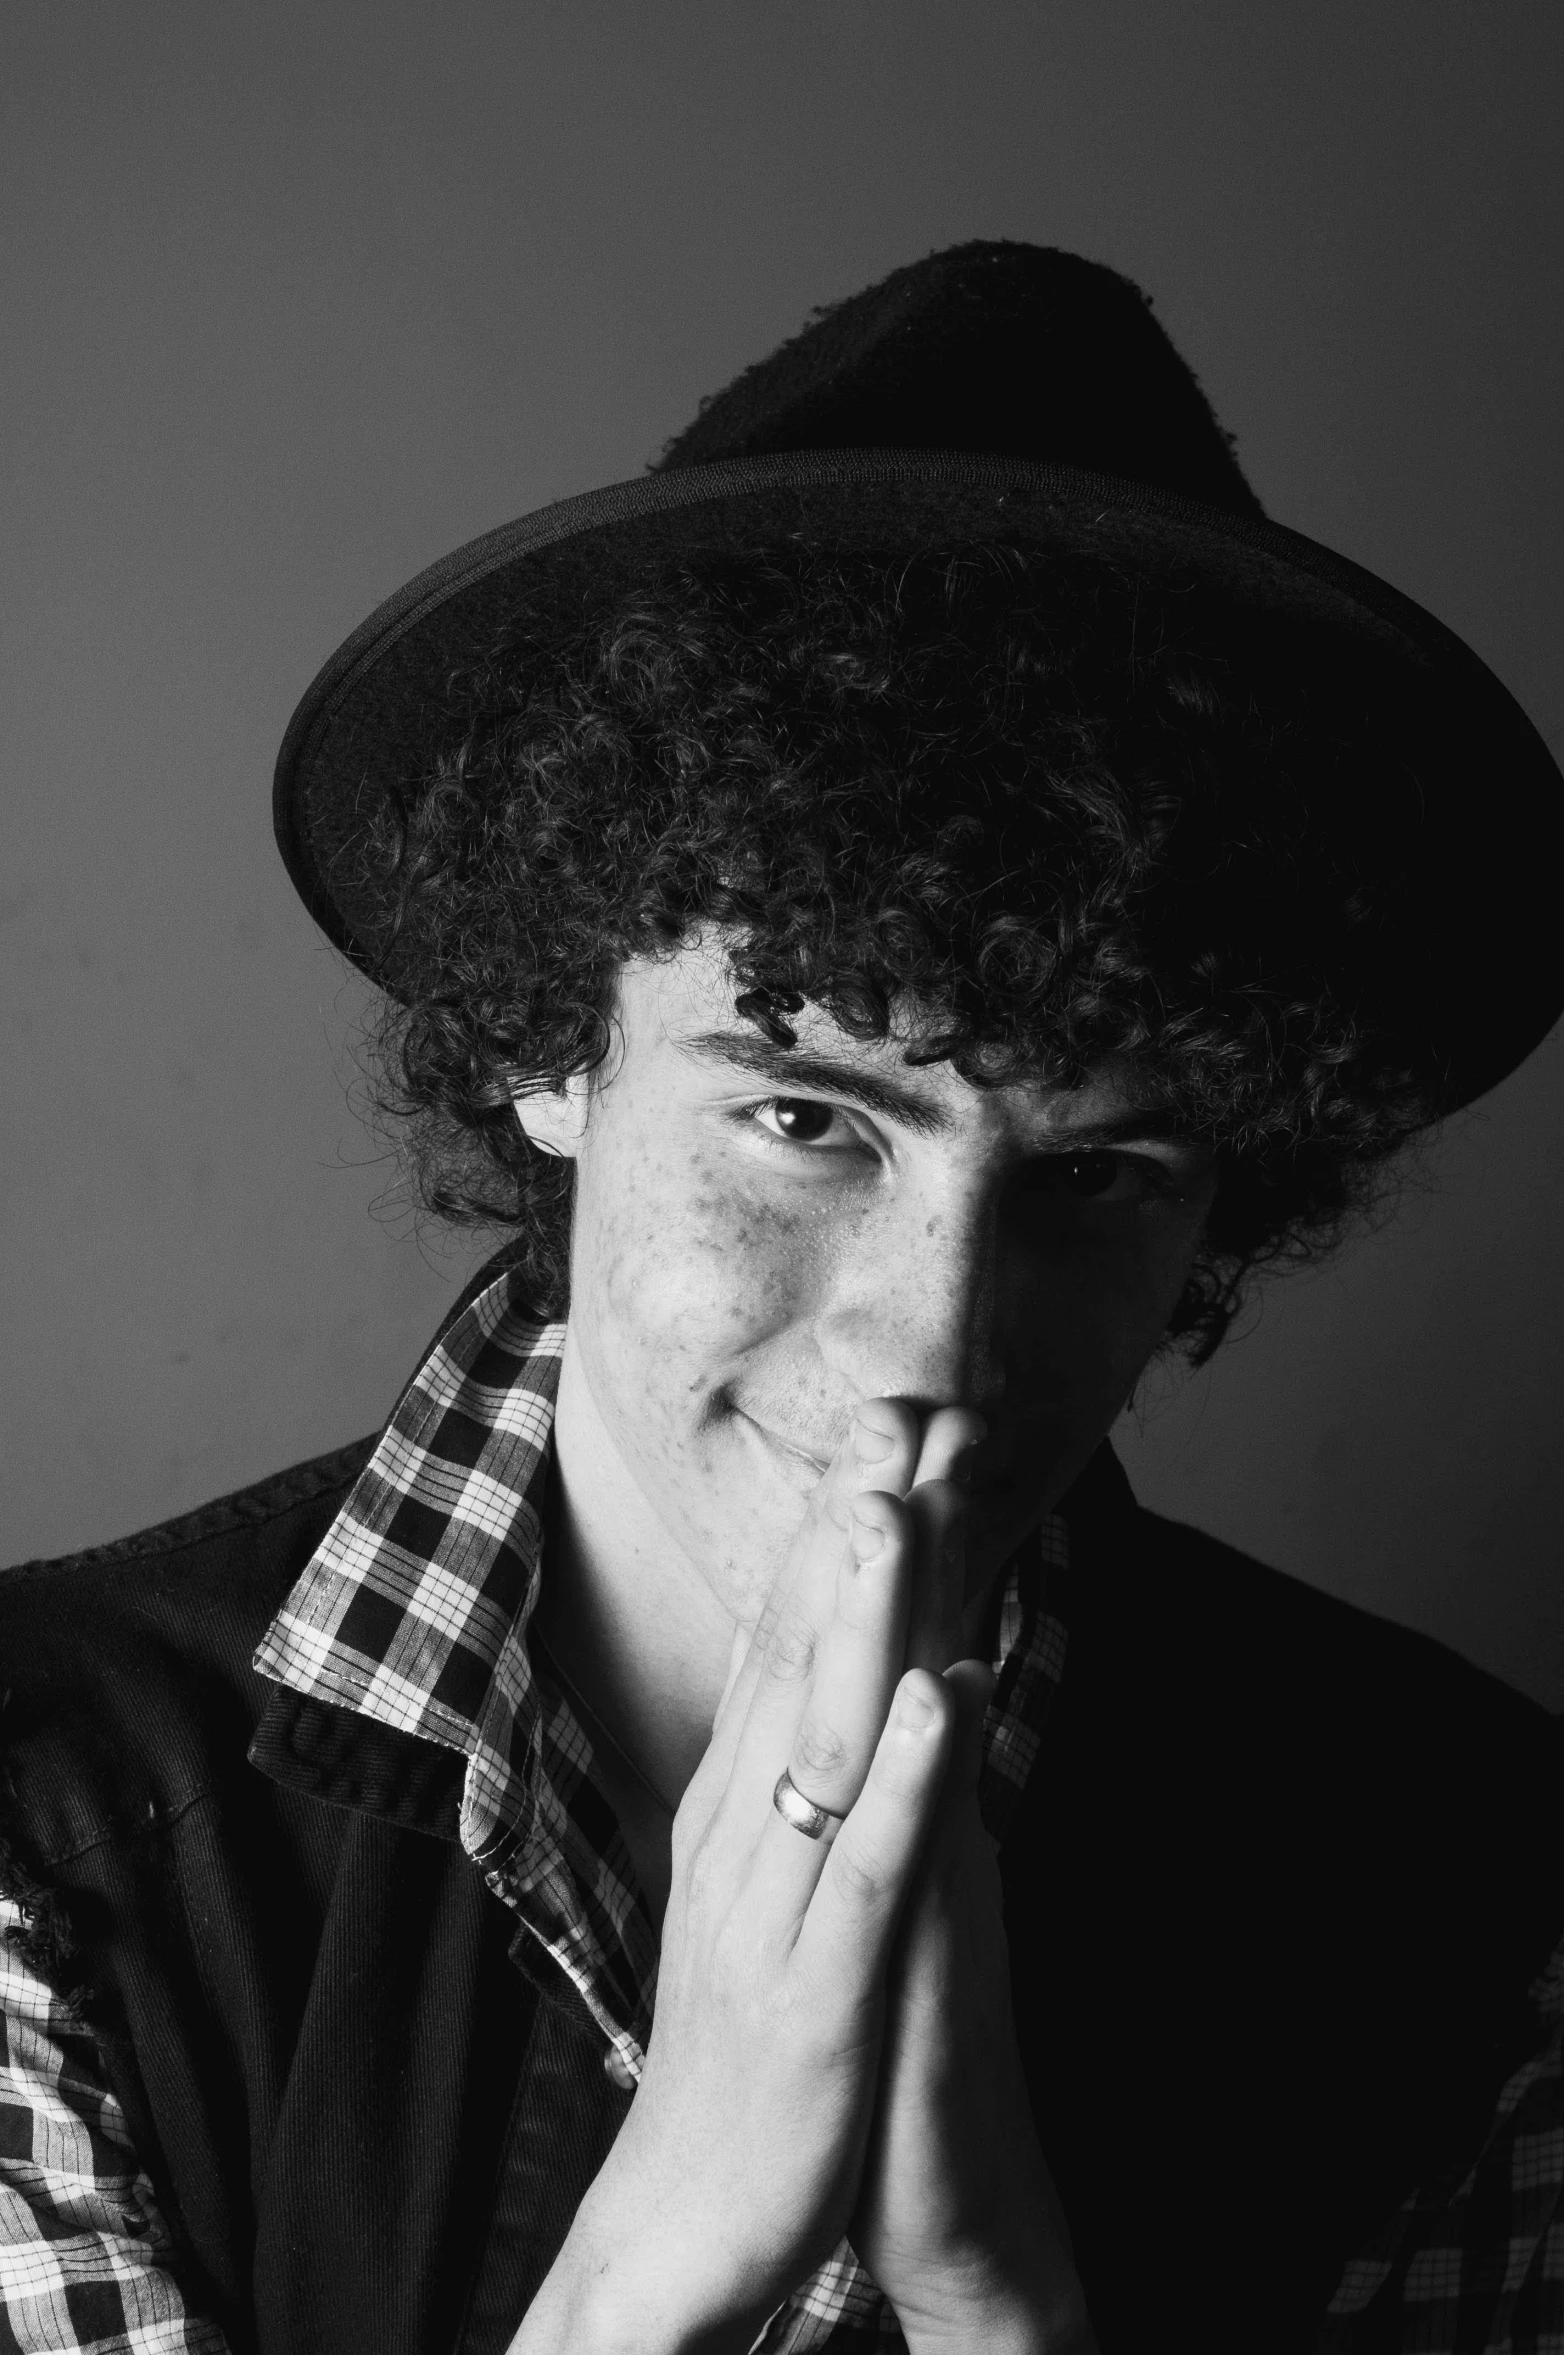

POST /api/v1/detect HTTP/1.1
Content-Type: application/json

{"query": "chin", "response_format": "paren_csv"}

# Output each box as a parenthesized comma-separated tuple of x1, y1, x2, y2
(676, 1414, 822, 1609)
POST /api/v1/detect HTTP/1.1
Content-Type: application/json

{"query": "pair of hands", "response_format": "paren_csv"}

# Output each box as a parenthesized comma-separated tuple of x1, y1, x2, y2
(517, 1402, 1095, 2355)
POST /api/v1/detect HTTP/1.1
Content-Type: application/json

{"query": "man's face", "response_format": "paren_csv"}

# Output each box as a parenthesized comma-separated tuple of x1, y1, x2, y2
(519, 932, 1218, 1634)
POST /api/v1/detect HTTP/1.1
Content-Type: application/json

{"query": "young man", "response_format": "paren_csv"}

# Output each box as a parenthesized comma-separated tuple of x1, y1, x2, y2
(3, 243, 1561, 2355)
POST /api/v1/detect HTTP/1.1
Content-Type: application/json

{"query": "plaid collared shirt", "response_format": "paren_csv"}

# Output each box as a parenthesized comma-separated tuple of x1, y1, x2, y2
(250, 1272, 1073, 2350)
(3, 1270, 1561, 2351)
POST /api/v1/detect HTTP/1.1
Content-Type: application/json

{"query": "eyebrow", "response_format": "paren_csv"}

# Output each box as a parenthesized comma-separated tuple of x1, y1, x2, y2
(673, 1029, 1199, 1150)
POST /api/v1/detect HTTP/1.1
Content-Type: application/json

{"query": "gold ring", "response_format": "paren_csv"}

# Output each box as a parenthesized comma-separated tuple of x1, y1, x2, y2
(772, 1767, 848, 1840)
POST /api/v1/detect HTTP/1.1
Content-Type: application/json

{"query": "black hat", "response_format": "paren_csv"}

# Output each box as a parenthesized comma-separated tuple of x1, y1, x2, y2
(274, 239, 1562, 1113)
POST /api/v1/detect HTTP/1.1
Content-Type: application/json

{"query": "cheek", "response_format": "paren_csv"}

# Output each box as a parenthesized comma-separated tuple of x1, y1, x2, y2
(967, 1202, 1211, 1560)
(565, 1121, 832, 1600)
(1013, 1201, 1210, 1402)
(572, 1124, 818, 1371)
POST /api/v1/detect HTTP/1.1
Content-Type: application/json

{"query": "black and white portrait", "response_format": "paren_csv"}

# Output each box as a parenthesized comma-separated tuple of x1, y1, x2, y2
(3, 11, 1560, 2352)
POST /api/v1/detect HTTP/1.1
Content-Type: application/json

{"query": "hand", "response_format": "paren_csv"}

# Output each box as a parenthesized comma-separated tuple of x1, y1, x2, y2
(511, 1402, 963, 2355)
(846, 1414, 1098, 2353)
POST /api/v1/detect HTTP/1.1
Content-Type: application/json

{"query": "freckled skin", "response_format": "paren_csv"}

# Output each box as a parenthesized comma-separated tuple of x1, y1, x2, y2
(514, 928, 1219, 1804)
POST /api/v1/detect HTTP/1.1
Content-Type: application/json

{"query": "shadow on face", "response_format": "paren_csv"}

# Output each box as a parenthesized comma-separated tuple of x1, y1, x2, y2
(517, 930, 1218, 1628)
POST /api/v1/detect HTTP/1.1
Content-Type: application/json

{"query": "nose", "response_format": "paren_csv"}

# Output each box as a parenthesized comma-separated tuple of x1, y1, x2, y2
(818, 1175, 1008, 1419)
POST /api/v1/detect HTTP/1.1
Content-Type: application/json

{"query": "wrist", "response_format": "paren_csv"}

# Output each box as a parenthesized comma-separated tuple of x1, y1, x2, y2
(506, 2238, 653, 2355)
(509, 2180, 761, 2355)
(513, 2270, 750, 2355)
(893, 2254, 1098, 2355)
(902, 2298, 1097, 2355)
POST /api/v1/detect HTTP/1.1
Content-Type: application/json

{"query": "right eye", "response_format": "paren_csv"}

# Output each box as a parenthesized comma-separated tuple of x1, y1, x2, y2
(747, 1097, 854, 1149)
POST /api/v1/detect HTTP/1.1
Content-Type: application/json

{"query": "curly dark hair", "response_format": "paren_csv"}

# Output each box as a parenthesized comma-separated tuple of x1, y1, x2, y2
(361, 540, 1442, 1363)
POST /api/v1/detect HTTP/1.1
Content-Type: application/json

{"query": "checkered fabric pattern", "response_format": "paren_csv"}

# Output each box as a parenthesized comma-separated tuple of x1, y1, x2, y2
(0, 1899, 230, 2354)
(1318, 1943, 1564, 2354)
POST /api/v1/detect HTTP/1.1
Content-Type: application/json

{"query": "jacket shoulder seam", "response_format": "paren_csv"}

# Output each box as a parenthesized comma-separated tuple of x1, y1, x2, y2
(3, 1780, 224, 1878)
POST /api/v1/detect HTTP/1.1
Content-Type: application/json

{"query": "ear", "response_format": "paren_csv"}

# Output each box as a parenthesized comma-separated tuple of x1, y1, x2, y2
(509, 1075, 593, 1161)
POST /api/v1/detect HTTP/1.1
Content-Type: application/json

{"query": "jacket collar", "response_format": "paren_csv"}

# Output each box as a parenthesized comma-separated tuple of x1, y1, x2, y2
(249, 1682, 467, 1839)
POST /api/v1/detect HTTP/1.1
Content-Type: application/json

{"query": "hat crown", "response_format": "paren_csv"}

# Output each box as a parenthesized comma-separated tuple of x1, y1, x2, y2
(655, 239, 1264, 519)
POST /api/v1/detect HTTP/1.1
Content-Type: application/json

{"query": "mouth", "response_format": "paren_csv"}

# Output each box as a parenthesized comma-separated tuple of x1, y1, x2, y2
(738, 1413, 831, 1478)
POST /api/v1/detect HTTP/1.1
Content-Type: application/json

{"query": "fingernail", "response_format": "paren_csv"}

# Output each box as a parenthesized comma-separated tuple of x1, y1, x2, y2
(896, 1682, 937, 1730)
(853, 1415, 894, 1463)
(951, 1444, 978, 1487)
(849, 1501, 885, 1558)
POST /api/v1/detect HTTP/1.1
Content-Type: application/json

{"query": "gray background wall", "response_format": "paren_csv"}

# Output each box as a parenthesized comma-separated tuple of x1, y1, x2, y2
(5, 3, 1561, 1706)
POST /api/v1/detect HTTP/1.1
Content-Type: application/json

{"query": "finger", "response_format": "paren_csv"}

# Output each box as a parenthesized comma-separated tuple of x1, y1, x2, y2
(713, 1621, 749, 1726)
(902, 1659, 1001, 1929)
(897, 1406, 982, 1683)
(903, 1478, 971, 1677)
(887, 1658, 998, 1977)
(695, 1449, 851, 1799)
(778, 1487, 917, 1820)
(725, 1478, 920, 1850)
(943, 1655, 997, 1792)
(701, 1399, 923, 1792)
(794, 1669, 956, 1986)
(911, 1405, 987, 1492)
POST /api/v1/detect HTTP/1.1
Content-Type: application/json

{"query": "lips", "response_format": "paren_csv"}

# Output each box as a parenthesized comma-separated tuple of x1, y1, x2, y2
(740, 1414, 831, 1476)
(743, 1412, 1019, 1492)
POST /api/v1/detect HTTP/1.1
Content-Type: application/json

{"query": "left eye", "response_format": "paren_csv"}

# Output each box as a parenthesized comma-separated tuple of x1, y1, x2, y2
(1021, 1150, 1145, 1201)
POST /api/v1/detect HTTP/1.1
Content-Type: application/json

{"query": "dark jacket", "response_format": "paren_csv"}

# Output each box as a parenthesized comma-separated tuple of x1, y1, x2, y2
(2, 1434, 1558, 2355)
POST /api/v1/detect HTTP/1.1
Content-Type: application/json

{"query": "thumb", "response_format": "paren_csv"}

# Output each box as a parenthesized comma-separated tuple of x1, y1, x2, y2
(943, 1656, 996, 1770)
(898, 1658, 997, 1919)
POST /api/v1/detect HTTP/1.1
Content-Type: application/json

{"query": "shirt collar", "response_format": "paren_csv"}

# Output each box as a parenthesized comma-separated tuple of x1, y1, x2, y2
(254, 1267, 563, 1868)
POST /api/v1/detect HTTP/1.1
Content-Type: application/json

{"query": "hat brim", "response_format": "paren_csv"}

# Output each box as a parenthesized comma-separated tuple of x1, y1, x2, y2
(274, 450, 1562, 1113)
